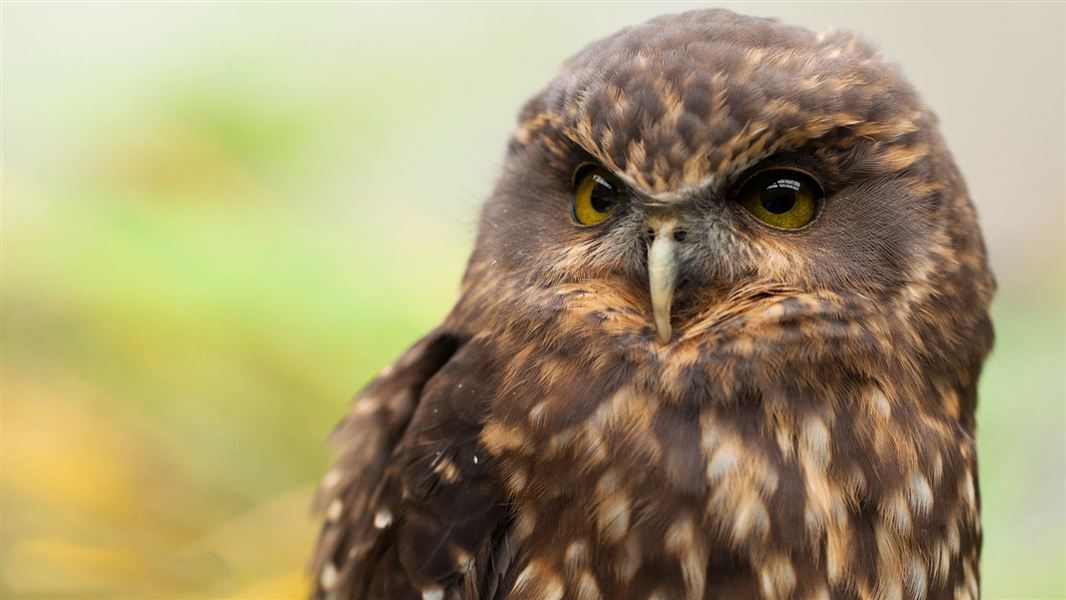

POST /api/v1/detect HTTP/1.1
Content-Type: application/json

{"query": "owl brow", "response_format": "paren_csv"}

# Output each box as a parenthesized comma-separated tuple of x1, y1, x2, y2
(549, 134, 626, 190)
(730, 142, 863, 197)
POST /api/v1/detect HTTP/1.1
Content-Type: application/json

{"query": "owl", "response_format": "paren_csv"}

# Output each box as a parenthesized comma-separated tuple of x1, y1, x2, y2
(311, 9, 994, 600)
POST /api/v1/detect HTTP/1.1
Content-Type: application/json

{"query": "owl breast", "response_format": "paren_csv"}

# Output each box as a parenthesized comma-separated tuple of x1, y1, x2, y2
(478, 333, 980, 600)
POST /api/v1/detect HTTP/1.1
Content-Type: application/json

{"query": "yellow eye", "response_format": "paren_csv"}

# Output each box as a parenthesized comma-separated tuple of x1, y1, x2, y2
(572, 167, 622, 226)
(738, 169, 823, 230)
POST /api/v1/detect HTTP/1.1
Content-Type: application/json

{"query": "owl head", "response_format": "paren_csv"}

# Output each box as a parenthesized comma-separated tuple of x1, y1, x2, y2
(459, 9, 993, 385)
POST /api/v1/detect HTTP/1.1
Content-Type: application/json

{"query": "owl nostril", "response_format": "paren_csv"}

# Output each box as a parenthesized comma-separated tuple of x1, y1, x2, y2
(645, 226, 689, 243)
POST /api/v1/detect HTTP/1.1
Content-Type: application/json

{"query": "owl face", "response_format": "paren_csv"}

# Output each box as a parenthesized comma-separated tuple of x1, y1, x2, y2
(471, 9, 986, 350)
(481, 142, 936, 342)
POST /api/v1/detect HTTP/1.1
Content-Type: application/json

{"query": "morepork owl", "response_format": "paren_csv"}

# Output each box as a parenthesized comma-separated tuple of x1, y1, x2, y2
(311, 9, 994, 600)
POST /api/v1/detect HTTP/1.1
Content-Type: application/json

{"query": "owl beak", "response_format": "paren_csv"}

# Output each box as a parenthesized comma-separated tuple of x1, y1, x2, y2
(647, 221, 679, 343)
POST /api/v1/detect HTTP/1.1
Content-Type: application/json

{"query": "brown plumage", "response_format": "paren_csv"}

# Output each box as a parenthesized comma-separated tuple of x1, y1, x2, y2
(311, 9, 994, 600)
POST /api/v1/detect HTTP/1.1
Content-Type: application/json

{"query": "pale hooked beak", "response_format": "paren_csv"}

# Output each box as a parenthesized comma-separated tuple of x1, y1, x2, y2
(647, 221, 679, 343)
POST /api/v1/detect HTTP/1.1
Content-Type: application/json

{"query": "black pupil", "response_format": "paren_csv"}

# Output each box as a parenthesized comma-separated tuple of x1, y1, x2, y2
(760, 178, 801, 214)
(590, 174, 616, 212)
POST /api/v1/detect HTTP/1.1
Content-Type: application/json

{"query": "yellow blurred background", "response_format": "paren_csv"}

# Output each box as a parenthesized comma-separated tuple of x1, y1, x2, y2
(3, 3, 1063, 598)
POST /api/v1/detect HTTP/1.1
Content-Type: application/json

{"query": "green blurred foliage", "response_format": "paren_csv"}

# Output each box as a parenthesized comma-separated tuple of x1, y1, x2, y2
(2, 3, 1063, 599)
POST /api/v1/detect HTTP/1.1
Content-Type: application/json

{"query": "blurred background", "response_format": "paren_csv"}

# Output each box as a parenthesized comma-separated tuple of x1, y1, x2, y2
(3, 3, 1063, 598)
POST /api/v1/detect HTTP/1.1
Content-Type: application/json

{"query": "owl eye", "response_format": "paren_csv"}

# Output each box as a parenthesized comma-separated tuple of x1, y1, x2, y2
(572, 166, 622, 226)
(737, 169, 823, 230)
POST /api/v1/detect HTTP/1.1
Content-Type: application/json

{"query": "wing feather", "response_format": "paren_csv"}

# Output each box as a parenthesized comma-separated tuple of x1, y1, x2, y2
(310, 330, 464, 598)
(311, 332, 513, 599)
